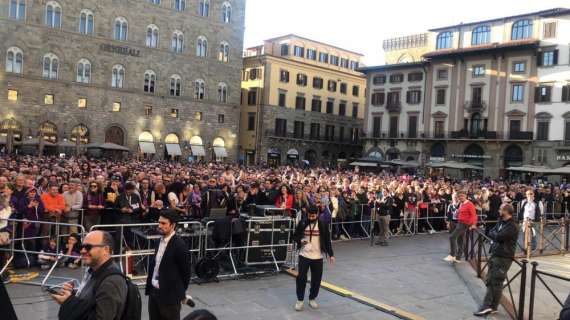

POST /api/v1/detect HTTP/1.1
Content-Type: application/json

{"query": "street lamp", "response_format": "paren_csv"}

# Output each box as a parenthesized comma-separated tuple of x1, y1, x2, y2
(5, 117, 17, 155)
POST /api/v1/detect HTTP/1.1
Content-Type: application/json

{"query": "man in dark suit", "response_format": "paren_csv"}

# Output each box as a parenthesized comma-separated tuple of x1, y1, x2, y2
(146, 210, 191, 320)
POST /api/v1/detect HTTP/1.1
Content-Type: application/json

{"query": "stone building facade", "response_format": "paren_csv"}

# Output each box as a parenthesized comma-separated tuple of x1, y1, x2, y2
(1, 0, 245, 161)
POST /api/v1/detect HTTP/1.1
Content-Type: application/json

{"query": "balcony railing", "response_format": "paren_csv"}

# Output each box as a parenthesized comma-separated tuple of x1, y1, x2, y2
(386, 101, 402, 113)
(264, 130, 358, 143)
(464, 100, 487, 113)
(509, 131, 533, 140)
(362, 130, 532, 141)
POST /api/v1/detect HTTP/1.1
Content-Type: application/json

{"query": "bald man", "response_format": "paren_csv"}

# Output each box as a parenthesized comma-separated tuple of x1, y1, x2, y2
(51, 231, 129, 320)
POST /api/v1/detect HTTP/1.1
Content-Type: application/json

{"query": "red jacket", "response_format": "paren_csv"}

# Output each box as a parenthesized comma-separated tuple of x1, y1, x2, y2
(275, 194, 294, 210)
(458, 200, 477, 225)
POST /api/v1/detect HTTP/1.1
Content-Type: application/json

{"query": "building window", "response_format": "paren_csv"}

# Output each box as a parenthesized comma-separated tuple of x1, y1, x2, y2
(511, 84, 524, 102)
(311, 98, 322, 113)
(339, 126, 345, 141)
(170, 75, 182, 96)
(173, 0, 185, 11)
(340, 58, 349, 68)
(218, 41, 230, 62)
(318, 52, 328, 63)
(278, 91, 286, 107)
(146, 24, 159, 48)
(538, 50, 558, 67)
(171, 108, 179, 119)
(195, 112, 203, 121)
(324, 125, 335, 140)
(310, 123, 320, 139)
(408, 72, 423, 82)
(43, 94, 54, 105)
(340, 83, 347, 94)
(351, 127, 359, 142)
(76, 59, 91, 83)
(198, 0, 209, 16)
(79, 9, 94, 35)
(436, 88, 446, 105)
(389, 74, 403, 83)
(112, 102, 121, 112)
(275, 118, 287, 137)
(373, 75, 386, 85)
(247, 90, 257, 105)
(280, 44, 289, 56)
(437, 69, 448, 80)
(45, 1, 62, 28)
(194, 79, 205, 100)
(327, 80, 337, 92)
(313, 77, 323, 89)
(372, 116, 382, 138)
(511, 19, 532, 40)
(247, 112, 255, 131)
(352, 85, 360, 97)
(171, 30, 184, 53)
(78, 98, 87, 108)
(249, 68, 261, 80)
(306, 49, 317, 60)
(536, 121, 549, 140)
(144, 70, 156, 93)
(294, 121, 304, 138)
(295, 96, 305, 110)
(339, 102, 346, 116)
(196, 36, 208, 57)
(114, 17, 128, 41)
(9, 0, 26, 20)
(218, 82, 228, 103)
(387, 91, 400, 106)
(562, 85, 570, 102)
(329, 55, 339, 66)
(543, 21, 556, 39)
(436, 31, 453, 49)
(5, 47, 23, 74)
(406, 90, 421, 104)
(471, 25, 490, 45)
(513, 61, 526, 73)
(352, 103, 358, 118)
(509, 120, 521, 134)
(472, 87, 482, 105)
(434, 120, 445, 138)
(371, 92, 385, 106)
(326, 100, 334, 114)
(112, 65, 125, 88)
(42, 53, 59, 79)
(149, 0, 160, 4)
(350, 61, 359, 70)
(534, 86, 551, 103)
(294, 46, 304, 57)
(296, 74, 307, 86)
(7, 89, 18, 102)
(217, 114, 224, 123)
(408, 115, 418, 138)
(472, 65, 485, 77)
(389, 116, 398, 138)
(144, 105, 152, 117)
(279, 69, 289, 83)
(221, 2, 231, 23)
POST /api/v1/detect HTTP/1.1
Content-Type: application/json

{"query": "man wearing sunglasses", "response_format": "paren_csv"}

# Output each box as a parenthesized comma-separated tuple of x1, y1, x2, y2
(51, 230, 129, 320)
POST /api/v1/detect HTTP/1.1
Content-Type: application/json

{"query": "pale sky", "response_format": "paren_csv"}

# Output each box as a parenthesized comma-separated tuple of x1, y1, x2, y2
(244, 0, 569, 66)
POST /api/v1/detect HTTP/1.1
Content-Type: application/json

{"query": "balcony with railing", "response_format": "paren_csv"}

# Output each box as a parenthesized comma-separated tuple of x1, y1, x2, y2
(463, 100, 487, 113)
(509, 131, 534, 140)
(264, 130, 358, 144)
(363, 129, 533, 141)
(385, 100, 402, 113)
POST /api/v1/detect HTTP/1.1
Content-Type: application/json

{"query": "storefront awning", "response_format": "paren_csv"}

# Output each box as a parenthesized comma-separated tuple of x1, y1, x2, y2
(426, 161, 482, 170)
(287, 149, 299, 158)
(191, 145, 205, 157)
(165, 143, 182, 156)
(139, 141, 156, 154)
(214, 146, 228, 158)
(349, 162, 379, 167)
(506, 165, 551, 173)
(387, 159, 420, 168)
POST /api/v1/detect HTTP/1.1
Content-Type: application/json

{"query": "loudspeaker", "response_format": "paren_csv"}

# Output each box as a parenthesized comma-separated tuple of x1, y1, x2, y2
(244, 219, 292, 265)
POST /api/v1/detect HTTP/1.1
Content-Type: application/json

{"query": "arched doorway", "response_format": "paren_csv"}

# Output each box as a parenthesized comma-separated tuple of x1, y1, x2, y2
(287, 148, 299, 166)
(164, 133, 181, 160)
(138, 131, 156, 157)
(267, 147, 281, 167)
(463, 143, 485, 179)
(105, 125, 125, 145)
(71, 124, 89, 144)
(212, 137, 227, 162)
(304, 149, 317, 166)
(504, 145, 523, 168)
(386, 148, 400, 160)
(38, 121, 58, 155)
(0, 118, 22, 154)
(189, 136, 205, 162)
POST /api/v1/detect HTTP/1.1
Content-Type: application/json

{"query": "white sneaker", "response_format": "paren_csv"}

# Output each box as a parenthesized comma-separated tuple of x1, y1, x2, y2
(309, 300, 319, 309)
(453, 257, 462, 264)
(443, 255, 454, 262)
(294, 301, 304, 311)
(340, 235, 348, 240)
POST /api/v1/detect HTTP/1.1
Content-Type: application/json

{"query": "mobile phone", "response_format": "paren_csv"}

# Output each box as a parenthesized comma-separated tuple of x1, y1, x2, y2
(46, 286, 62, 295)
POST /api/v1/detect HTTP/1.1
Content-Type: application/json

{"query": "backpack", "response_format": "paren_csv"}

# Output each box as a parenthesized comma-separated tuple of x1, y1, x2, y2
(95, 271, 142, 320)
(518, 200, 541, 222)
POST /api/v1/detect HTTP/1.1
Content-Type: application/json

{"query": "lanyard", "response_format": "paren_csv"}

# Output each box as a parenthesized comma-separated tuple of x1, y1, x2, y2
(308, 221, 318, 243)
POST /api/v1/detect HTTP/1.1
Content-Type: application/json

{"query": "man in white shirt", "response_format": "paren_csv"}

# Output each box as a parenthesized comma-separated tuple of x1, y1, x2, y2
(520, 190, 541, 250)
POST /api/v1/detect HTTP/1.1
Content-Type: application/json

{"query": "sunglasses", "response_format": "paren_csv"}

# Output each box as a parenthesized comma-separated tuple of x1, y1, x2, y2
(80, 243, 107, 252)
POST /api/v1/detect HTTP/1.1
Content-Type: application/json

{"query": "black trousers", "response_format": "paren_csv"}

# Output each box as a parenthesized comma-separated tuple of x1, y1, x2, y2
(296, 255, 323, 301)
(483, 256, 513, 309)
(149, 288, 182, 320)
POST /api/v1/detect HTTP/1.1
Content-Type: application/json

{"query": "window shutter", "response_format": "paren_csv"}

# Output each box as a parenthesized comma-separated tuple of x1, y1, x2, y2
(562, 85, 569, 102)
(406, 91, 411, 103)
(534, 87, 540, 102)
(536, 52, 543, 67)
(380, 92, 385, 105)
(546, 86, 552, 102)
(553, 50, 558, 65)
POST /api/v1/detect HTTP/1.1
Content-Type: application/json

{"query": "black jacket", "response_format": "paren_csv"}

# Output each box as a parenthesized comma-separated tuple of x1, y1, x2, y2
(488, 194, 502, 219)
(145, 234, 191, 305)
(293, 219, 334, 258)
(488, 218, 519, 259)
